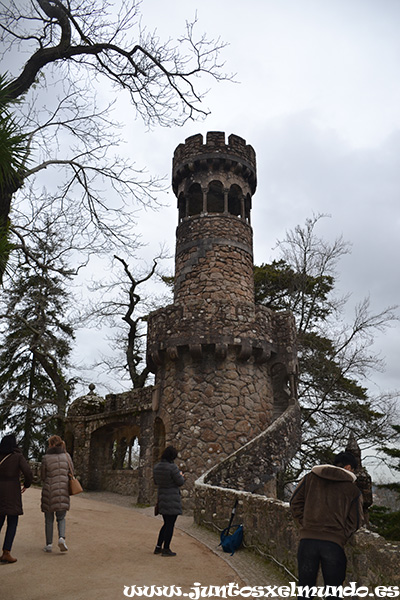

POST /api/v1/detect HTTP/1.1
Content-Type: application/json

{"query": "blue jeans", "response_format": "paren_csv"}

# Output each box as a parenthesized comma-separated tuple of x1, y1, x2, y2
(45, 511, 66, 545)
(297, 538, 347, 599)
(0, 515, 19, 551)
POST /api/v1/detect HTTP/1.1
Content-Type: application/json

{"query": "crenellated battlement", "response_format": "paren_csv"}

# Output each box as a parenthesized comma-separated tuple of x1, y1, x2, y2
(146, 302, 297, 376)
(173, 132, 256, 165)
(172, 132, 257, 195)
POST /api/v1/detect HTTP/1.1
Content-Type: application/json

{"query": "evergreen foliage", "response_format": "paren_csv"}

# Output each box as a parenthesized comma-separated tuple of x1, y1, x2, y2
(254, 215, 398, 484)
(380, 424, 400, 475)
(0, 74, 28, 281)
(0, 219, 75, 458)
(369, 505, 400, 541)
(0, 74, 27, 191)
(372, 423, 400, 538)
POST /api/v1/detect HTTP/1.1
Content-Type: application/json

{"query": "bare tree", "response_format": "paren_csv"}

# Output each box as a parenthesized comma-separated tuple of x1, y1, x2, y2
(0, 0, 231, 280)
(86, 251, 171, 390)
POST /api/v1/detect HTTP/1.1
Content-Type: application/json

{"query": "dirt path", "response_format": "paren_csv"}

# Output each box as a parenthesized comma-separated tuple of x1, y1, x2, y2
(1, 486, 249, 600)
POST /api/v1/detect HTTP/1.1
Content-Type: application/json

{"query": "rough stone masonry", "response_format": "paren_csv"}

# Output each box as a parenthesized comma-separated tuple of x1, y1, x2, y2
(66, 132, 299, 508)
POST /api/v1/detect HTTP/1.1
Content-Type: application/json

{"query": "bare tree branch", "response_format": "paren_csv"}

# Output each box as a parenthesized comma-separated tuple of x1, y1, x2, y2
(0, 0, 232, 282)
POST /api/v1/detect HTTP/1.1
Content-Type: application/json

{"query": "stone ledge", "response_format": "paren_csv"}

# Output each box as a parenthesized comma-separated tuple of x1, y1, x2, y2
(195, 477, 400, 586)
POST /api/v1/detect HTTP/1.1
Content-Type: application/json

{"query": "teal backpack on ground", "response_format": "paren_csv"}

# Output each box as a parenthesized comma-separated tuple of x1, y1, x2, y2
(219, 523, 244, 555)
(219, 499, 243, 555)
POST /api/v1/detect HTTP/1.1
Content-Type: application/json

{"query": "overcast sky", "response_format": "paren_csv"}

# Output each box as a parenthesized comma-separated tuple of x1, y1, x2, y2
(5, 1, 399, 450)
(72, 0, 400, 400)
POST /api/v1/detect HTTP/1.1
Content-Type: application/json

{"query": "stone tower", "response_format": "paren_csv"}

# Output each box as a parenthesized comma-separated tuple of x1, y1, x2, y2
(147, 132, 297, 503)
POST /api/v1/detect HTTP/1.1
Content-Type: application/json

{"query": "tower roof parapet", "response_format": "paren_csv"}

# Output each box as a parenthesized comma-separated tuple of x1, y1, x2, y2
(172, 132, 257, 195)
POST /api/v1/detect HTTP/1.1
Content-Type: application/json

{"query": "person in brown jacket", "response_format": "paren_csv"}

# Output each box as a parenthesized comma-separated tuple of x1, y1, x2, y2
(41, 435, 73, 553)
(290, 452, 363, 596)
(0, 433, 33, 564)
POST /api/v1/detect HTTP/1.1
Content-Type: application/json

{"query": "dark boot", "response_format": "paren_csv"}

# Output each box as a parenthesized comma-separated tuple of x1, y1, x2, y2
(161, 548, 176, 556)
(0, 550, 17, 563)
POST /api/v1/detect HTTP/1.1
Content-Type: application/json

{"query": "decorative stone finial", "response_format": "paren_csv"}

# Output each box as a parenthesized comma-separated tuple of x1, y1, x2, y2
(346, 431, 361, 468)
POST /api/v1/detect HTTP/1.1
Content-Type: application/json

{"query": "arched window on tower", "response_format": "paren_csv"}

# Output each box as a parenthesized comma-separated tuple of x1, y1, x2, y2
(178, 192, 186, 222)
(187, 183, 203, 217)
(228, 184, 242, 217)
(207, 180, 224, 213)
(245, 193, 252, 223)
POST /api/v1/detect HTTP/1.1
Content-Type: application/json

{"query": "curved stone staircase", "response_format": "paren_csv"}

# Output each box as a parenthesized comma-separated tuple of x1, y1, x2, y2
(196, 398, 301, 496)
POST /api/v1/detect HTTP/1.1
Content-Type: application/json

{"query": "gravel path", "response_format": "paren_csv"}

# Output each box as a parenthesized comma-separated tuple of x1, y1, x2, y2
(1, 487, 288, 600)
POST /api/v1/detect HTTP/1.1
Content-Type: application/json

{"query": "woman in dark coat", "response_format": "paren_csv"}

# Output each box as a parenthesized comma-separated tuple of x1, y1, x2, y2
(0, 433, 33, 563)
(153, 446, 184, 556)
(41, 435, 72, 553)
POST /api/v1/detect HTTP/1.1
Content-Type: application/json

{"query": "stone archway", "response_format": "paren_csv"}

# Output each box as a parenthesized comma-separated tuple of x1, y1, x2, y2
(89, 422, 141, 495)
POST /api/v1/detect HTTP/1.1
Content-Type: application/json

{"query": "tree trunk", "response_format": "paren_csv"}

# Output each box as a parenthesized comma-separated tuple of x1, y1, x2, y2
(21, 355, 36, 458)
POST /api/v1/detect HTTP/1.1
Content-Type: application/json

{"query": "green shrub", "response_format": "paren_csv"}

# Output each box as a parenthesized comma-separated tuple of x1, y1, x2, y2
(369, 505, 400, 541)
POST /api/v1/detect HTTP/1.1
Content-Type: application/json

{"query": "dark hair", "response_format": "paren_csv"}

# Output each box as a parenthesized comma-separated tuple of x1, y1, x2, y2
(0, 434, 18, 454)
(161, 446, 178, 462)
(333, 451, 358, 470)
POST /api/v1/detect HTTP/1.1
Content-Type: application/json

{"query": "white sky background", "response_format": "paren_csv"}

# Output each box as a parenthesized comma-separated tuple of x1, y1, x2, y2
(76, 0, 400, 394)
(4, 1, 400, 473)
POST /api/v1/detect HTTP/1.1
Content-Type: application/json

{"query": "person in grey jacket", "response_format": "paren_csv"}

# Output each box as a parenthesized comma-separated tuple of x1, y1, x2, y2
(153, 446, 184, 557)
(41, 435, 73, 553)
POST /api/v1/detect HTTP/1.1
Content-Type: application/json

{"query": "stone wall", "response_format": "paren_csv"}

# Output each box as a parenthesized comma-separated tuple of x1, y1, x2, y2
(147, 304, 297, 381)
(194, 483, 400, 586)
(174, 215, 254, 305)
(150, 346, 276, 509)
(194, 398, 400, 586)
(100, 469, 139, 496)
(146, 292, 298, 509)
(29, 460, 41, 485)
